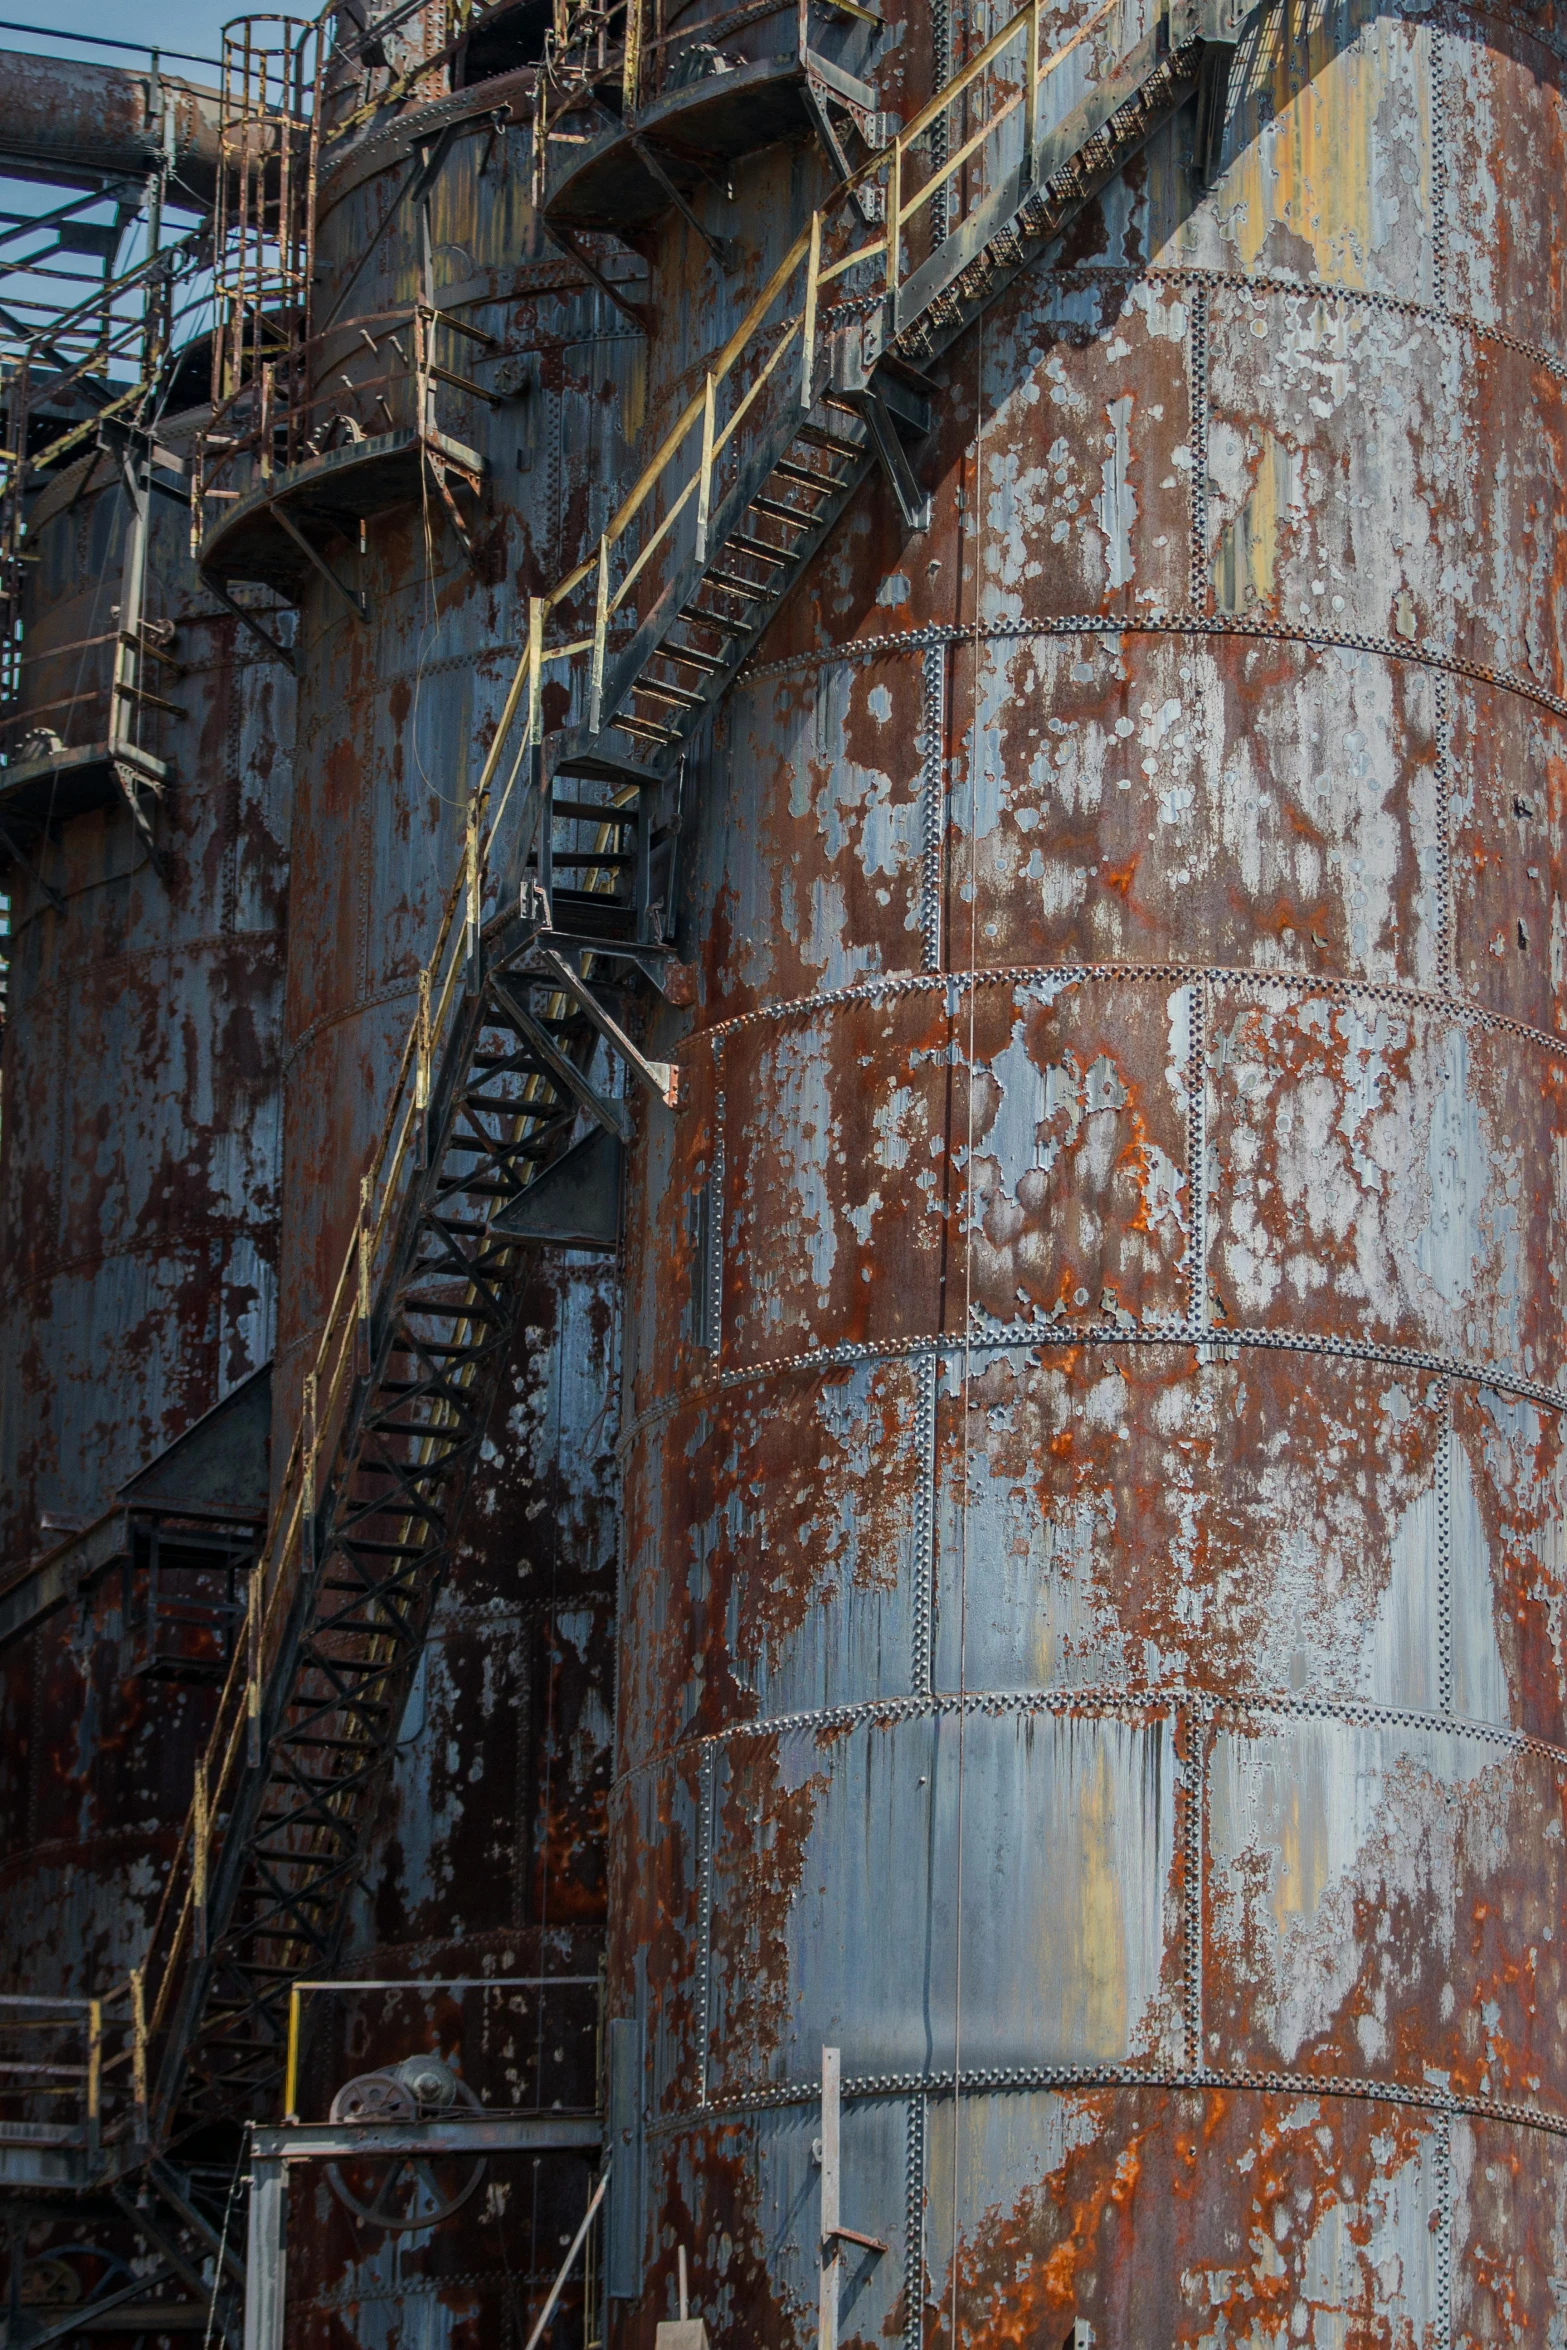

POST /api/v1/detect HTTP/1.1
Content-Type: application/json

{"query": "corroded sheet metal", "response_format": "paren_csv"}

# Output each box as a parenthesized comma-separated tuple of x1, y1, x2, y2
(610, 0, 1567, 2338)
(280, 1253, 620, 2348)
(0, 419, 291, 1572)
(0, 52, 222, 199)
(0, 412, 292, 1998)
(272, 74, 644, 1444)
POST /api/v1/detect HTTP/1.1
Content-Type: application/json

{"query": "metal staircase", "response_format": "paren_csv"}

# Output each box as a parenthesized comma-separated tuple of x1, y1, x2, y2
(144, 880, 675, 2148)
(139, 0, 1257, 2184)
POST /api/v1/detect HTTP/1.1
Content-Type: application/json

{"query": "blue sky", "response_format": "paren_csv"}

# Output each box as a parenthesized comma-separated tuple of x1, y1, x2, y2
(0, 0, 238, 80)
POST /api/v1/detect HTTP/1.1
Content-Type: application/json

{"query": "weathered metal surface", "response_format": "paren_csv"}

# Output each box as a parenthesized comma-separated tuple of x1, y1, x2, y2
(0, 420, 291, 1575)
(252, 28, 630, 2334)
(271, 66, 644, 1450)
(0, 53, 223, 199)
(609, 0, 1567, 2340)
(276, 1251, 620, 2347)
(0, 408, 292, 2023)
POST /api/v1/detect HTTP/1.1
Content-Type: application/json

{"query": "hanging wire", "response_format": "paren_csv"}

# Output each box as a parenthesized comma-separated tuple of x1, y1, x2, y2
(202, 2123, 251, 2350)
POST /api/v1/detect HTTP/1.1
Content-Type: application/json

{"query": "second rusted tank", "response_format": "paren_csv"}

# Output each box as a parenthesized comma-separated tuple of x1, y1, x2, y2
(607, 0, 1567, 2338)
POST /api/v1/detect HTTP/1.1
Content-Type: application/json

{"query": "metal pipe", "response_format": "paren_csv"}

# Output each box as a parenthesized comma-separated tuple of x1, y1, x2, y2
(0, 51, 222, 202)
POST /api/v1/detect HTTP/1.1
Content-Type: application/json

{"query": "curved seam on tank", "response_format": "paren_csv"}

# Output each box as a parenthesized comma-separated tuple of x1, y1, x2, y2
(638, 2065, 1567, 2139)
(683, 964, 1567, 1062)
(14, 935, 287, 991)
(1056, 261, 1567, 383)
(282, 976, 422, 1076)
(315, 70, 540, 215)
(611, 1687, 1567, 1789)
(617, 1326, 1567, 1463)
(1438, 0, 1567, 76)
(0, 1213, 278, 1283)
(740, 610, 1567, 729)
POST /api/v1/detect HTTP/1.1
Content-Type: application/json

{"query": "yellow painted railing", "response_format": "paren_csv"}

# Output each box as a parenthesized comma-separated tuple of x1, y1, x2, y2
(135, 0, 1146, 2126)
(545, 0, 1127, 721)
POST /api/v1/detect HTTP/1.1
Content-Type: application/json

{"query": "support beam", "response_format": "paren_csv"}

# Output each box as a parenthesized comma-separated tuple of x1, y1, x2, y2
(845, 389, 931, 532)
(241, 2157, 286, 2350)
(268, 505, 366, 627)
(199, 573, 297, 672)
(818, 2047, 840, 2350)
(533, 947, 683, 1108)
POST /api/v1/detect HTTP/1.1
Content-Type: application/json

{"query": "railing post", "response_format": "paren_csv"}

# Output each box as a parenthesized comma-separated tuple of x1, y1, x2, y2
(415, 306, 432, 437)
(588, 533, 610, 736)
(465, 795, 481, 987)
(885, 141, 902, 337)
(801, 211, 821, 414)
(414, 966, 432, 1167)
(193, 1759, 209, 1960)
(86, 1997, 102, 2165)
(526, 596, 544, 753)
(247, 1552, 263, 1768)
(130, 1967, 148, 2152)
(695, 372, 716, 563)
(532, 75, 547, 210)
(621, 0, 642, 116)
(818, 2046, 841, 2350)
(357, 1173, 373, 1369)
(1024, 0, 1042, 183)
(302, 1370, 318, 1570)
(259, 360, 274, 481)
(283, 1984, 303, 2122)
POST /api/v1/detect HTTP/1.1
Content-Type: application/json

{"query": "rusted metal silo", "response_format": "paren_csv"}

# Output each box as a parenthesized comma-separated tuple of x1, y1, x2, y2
(188, 11, 636, 2336)
(595, 0, 1567, 2338)
(196, 8, 644, 1447)
(0, 397, 292, 1991)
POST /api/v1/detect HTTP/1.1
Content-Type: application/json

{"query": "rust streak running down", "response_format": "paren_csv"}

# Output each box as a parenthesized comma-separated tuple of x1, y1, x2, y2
(3, 0, 1567, 2335)
(608, 0, 1567, 2340)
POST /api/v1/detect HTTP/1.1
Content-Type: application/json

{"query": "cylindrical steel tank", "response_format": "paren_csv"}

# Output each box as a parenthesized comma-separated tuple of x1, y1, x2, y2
(0, 402, 292, 1992)
(271, 36, 644, 1443)
(612, 0, 1567, 2339)
(0, 409, 292, 1576)
(250, 15, 635, 2338)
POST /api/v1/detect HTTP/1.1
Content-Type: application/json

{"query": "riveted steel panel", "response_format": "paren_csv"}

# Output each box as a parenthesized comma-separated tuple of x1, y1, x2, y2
(1206, 984, 1567, 1385)
(610, 0, 1567, 2333)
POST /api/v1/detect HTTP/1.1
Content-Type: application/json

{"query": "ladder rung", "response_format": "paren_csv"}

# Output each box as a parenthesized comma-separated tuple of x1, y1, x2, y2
(615, 713, 680, 743)
(633, 677, 706, 709)
(551, 796, 638, 824)
(701, 569, 767, 599)
(678, 600, 744, 632)
(661, 640, 728, 672)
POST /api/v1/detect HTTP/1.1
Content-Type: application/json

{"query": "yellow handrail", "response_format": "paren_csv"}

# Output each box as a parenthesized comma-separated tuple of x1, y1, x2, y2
(136, 0, 1155, 2114)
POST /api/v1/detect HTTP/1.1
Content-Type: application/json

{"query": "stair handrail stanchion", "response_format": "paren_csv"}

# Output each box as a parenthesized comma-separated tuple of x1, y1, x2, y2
(885, 137, 902, 333)
(588, 534, 611, 733)
(695, 374, 717, 563)
(801, 211, 822, 413)
(1024, 0, 1042, 180)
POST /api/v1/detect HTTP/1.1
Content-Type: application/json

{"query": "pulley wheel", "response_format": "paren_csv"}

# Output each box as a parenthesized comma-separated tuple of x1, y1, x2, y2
(326, 2057, 487, 2232)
